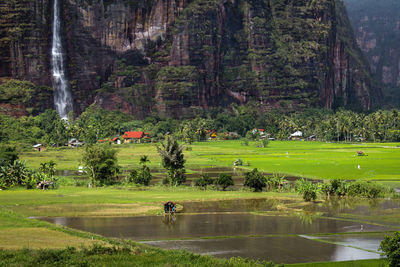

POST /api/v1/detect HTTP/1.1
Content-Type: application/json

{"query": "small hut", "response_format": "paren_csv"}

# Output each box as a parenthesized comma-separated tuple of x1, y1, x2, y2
(289, 131, 303, 141)
(33, 144, 46, 152)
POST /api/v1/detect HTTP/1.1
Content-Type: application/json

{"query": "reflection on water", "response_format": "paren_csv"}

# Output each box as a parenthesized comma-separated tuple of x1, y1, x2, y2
(39, 197, 398, 264)
(304, 198, 400, 227)
(41, 214, 390, 241)
(181, 198, 293, 213)
(142, 236, 380, 264)
(312, 234, 384, 252)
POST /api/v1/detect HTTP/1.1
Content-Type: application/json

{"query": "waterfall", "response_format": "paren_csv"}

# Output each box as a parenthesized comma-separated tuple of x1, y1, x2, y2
(52, 0, 72, 119)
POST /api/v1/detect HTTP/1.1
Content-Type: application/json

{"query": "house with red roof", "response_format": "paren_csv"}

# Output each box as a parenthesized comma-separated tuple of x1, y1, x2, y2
(123, 131, 150, 143)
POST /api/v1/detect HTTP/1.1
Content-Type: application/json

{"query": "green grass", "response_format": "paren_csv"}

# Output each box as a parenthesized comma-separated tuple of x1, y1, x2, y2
(0, 186, 299, 217)
(288, 259, 386, 267)
(20, 141, 400, 181)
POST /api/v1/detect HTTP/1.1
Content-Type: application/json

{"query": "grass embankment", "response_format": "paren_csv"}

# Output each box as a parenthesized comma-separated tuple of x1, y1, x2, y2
(0, 208, 271, 266)
(288, 259, 386, 266)
(0, 186, 298, 217)
(20, 141, 400, 183)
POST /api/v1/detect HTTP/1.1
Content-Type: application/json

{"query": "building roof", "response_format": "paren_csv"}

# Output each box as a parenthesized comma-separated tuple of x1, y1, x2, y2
(33, 144, 43, 148)
(290, 131, 303, 137)
(123, 131, 144, 139)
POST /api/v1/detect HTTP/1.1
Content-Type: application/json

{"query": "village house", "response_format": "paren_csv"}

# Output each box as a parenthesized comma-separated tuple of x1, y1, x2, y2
(252, 128, 267, 139)
(289, 131, 303, 141)
(33, 144, 46, 152)
(207, 130, 218, 140)
(224, 132, 240, 140)
(123, 131, 150, 143)
(68, 138, 84, 148)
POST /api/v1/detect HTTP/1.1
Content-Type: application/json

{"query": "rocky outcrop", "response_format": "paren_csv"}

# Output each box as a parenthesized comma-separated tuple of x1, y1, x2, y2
(0, 0, 380, 117)
(344, 0, 400, 87)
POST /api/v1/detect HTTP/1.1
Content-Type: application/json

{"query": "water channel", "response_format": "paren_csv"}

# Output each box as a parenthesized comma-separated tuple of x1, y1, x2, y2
(40, 198, 400, 264)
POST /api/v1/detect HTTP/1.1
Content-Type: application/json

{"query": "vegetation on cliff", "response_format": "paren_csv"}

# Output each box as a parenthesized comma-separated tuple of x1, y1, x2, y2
(0, 0, 381, 115)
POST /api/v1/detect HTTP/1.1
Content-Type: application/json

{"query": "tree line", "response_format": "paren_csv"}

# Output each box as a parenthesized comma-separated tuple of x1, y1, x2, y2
(1, 104, 400, 149)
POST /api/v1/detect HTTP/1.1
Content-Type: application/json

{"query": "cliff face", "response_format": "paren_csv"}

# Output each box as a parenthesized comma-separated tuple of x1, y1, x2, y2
(344, 0, 400, 86)
(344, 0, 400, 105)
(0, 0, 379, 117)
(0, 0, 54, 114)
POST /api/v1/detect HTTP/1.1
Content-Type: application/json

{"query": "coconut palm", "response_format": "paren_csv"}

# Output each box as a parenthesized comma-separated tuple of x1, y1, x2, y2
(156, 135, 186, 186)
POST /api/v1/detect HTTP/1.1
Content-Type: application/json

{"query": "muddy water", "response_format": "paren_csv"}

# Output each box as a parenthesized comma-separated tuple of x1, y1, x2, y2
(181, 198, 294, 213)
(42, 214, 389, 241)
(40, 197, 396, 264)
(143, 236, 380, 264)
(304, 234, 384, 253)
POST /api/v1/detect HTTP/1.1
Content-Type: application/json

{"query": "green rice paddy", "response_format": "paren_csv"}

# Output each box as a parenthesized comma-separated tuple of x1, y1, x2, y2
(21, 140, 400, 182)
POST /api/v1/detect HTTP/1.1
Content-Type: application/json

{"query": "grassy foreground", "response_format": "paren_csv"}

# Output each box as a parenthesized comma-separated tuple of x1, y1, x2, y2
(0, 186, 393, 266)
(20, 141, 400, 182)
(288, 259, 386, 266)
(0, 208, 272, 267)
(0, 186, 299, 217)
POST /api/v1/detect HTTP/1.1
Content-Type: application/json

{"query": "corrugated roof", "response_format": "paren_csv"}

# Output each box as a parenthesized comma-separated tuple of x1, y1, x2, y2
(123, 131, 144, 139)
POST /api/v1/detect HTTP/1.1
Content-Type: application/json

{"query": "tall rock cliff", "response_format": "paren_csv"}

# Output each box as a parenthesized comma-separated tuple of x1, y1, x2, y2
(0, 0, 380, 117)
(344, 0, 400, 105)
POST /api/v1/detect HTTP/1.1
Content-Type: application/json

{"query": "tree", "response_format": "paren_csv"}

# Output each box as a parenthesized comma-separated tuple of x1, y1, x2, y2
(156, 135, 186, 186)
(39, 160, 57, 178)
(129, 155, 152, 185)
(215, 173, 234, 191)
(81, 145, 120, 186)
(380, 232, 400, 267)
(195, 174, 214, 189)
(244, 168, 266, 192)
(0, 145, 18, 167)
(295, 179, 319, 202)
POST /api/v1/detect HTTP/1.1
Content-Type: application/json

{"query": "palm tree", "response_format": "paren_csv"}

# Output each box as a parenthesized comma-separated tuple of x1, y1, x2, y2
(156, 135, 186, 186)
(139, 155, 150, 166)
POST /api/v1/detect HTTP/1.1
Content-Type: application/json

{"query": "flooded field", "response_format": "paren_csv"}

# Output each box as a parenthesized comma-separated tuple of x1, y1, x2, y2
(143, 236, 380, 264)
(40, 198, 398, 264)
(42, 214, 390, 241)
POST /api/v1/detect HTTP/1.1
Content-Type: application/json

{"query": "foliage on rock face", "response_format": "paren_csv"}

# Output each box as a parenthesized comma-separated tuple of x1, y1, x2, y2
(215, 173, 234, 191)
(0, 80, 53, 115)
(0, 0, 379, 113)
(380, 231, 400, 267)
(81, 145, 120, 186)
(244, 168, 266, 192)
(156, 135, 186, 186)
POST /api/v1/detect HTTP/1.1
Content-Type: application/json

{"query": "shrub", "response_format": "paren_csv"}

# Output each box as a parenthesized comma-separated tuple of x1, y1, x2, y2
(329, 179, 347, 197)
(81, 145, 120, 186)
(195, 174, 214, 189)
(380, 232, 400, 267)
(267, 174, 287, 191)
(215, 173, 234, 191)
(0, 145, 18, 167)
(233, 158, 243, 166)
(347, 181, 386, 199)
(295, 179, 319, 202)
(129, 166, 152, 186)
(244, 168, 266, 192)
